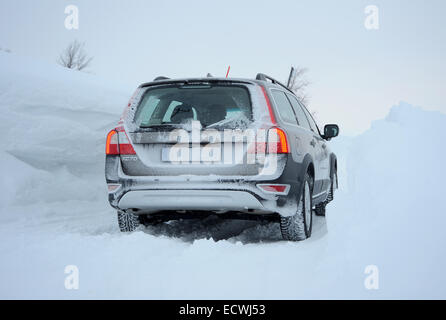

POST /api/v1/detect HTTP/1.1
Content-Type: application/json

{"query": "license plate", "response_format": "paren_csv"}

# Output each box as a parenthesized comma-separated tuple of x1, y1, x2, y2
(162, 146, 222, 162)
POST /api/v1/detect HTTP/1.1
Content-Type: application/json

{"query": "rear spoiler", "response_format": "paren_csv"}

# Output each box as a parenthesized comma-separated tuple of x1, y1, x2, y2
(139, 78, 256, 88)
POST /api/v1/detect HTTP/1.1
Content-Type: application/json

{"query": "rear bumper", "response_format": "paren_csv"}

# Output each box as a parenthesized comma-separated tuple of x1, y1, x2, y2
(118, 189, 266, 212)
(108, 179, 280, 214)
(105, 154, 303, 217)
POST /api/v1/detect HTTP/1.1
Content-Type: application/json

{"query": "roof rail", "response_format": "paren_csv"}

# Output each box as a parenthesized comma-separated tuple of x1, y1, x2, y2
(255, 73, 293, 93)
(153, 76, 170, 81)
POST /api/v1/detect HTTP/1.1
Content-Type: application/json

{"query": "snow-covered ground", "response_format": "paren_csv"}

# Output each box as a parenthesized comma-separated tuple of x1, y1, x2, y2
(1, 51, 445, 299)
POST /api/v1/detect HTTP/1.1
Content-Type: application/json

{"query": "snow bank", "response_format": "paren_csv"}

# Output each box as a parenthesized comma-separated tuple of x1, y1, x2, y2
(0, 51, 132, 208)
(0, 52, 445, 299)
(325, 102, 446, 298)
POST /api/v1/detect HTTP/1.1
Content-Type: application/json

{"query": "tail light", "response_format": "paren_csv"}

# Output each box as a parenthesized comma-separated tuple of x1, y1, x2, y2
(116, 127, 136, 155)
(105, 127, 136, 155)
(246, 128, 289, 154)
(267, 127, 289, 154)
(106, 130, 119, 155)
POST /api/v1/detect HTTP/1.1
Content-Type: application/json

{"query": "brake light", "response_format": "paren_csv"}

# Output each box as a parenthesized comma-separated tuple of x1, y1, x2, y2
(105, 127, 136, 155)
(260, 86, 276, 124)
(267, 127, 289, 154)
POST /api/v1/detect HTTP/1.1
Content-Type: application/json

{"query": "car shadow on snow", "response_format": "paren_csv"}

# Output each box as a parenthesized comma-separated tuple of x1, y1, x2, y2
(139, 214, 327, 244)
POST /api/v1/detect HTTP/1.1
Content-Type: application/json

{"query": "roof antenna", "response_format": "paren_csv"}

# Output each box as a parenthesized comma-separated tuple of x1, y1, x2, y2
(287, 66, 296, 88)
(225, 65, 231, 78)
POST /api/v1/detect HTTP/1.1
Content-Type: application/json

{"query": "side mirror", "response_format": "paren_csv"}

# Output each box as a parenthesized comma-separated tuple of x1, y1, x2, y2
(323, 124, 339, 140)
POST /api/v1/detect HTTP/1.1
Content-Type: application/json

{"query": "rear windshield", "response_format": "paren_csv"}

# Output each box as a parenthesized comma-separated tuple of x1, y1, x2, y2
(133, 84, 252, 129)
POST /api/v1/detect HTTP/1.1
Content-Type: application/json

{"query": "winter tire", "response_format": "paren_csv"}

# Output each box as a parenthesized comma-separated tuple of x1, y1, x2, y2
(117, 210, 140, 232)
(326, 169, 337, 204)
(280, 173, 313, 241)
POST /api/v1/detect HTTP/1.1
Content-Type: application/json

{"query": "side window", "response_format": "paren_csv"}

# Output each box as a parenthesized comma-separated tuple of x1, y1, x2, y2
(270, 90, 298, 125)
(300, 102, 320, 134)
(286, 94, 312, 131)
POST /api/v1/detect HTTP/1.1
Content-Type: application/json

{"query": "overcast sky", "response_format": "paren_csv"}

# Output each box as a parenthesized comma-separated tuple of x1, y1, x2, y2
(1, 0, 445, 135)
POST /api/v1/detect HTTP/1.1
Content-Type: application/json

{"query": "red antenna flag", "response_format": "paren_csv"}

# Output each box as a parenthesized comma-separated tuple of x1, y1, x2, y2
(225, 65, 231, 78)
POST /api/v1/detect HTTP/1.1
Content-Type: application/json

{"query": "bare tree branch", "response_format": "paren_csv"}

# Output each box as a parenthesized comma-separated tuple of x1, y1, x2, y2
(57, 40, 93, 71)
